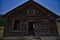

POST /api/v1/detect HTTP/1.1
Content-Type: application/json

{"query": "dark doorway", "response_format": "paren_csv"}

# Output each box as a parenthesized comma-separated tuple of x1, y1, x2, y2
(28, 22, 35, 35)
(14, 20, 20, 30)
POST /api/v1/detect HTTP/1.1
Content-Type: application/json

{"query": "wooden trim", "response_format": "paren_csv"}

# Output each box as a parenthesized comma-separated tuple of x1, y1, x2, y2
(12, 19, 14, 29)
(27, 22, 28, 35)
(34, 9, 35, 15)
(27, 9, 29, 15)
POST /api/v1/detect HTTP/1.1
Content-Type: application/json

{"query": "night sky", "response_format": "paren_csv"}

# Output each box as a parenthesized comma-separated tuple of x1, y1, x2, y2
(0, 0, 60, 16)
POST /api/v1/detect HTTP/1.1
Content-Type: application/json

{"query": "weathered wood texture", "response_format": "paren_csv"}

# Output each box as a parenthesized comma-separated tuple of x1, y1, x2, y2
(3, 1, 58, 36)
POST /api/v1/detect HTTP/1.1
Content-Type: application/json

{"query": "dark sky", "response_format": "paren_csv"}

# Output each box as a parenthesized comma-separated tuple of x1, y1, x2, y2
(0, 0, 60, 16)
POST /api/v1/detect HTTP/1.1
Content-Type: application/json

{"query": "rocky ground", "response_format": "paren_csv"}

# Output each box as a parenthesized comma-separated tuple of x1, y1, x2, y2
(3, 36, 60, 40)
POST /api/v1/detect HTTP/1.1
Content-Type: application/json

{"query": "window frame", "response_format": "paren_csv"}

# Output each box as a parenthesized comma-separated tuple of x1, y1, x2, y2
(27, 9, 35, 15)
(12, 19, 20, 30)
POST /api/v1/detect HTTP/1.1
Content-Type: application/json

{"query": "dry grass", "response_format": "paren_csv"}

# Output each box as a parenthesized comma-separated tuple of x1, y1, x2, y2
(0, 26, 4, 39)
(0, 26, 4, 34)
(0, 26, 4, 30)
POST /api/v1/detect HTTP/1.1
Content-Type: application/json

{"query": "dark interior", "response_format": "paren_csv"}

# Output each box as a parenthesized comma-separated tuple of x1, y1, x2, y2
(28, 22, 35, 35)
(14, 20, 20, 30)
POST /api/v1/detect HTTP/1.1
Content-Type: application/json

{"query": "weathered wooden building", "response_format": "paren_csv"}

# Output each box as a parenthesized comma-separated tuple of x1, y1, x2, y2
(4, 0, 59, 37)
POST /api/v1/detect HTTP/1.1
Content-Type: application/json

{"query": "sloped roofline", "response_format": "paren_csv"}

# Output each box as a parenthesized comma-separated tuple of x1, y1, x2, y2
(4, 1, 59, 18)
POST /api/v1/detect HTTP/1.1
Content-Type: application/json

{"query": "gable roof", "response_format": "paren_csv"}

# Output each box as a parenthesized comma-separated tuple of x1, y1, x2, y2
(4, 0, 59, 18)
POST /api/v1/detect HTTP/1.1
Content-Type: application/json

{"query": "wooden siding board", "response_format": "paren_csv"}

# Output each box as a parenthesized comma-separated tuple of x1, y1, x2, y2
(3, 1, 59, 36)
